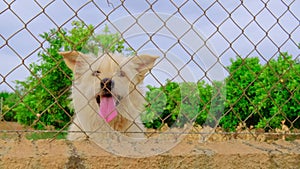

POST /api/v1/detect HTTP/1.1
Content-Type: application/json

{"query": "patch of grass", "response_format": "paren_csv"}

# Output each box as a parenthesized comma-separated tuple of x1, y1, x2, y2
(25, 132, 67, 140)
(285, 135, 300, 141)
(0, 133, 20, 139)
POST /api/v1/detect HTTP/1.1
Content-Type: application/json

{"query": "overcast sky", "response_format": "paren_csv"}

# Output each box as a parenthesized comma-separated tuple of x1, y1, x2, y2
(0, 0, 299, 92)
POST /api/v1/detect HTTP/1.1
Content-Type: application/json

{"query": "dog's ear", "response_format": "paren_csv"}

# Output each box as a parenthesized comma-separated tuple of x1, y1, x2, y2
(132, 55, 159, 82)
(59, 51, 82, 71)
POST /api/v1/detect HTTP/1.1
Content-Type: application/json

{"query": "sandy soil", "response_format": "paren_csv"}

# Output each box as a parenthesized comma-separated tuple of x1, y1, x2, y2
(0, 122, 299, 169)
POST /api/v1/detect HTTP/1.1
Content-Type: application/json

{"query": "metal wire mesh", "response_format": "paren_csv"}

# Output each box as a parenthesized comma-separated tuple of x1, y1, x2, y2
(0, 0, 299, 142)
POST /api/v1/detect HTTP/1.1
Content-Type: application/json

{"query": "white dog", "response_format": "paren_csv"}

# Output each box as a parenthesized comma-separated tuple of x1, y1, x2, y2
(59, 51, 158, 140)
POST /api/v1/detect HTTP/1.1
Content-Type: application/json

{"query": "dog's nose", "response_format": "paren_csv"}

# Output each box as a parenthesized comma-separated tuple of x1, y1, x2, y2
(101, 78, 114, 90)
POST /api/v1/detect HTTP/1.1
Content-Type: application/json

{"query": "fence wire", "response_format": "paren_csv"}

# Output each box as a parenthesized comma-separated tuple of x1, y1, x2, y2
(0, 0, 299, 142)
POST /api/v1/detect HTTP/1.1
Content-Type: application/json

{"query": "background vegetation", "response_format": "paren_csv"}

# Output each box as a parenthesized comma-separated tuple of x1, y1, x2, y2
(142, 52, 300, 131)
(0, 21, 299, 132)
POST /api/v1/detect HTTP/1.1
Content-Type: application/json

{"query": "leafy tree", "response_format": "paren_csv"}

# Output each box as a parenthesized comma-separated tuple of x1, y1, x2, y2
(220, 57, 262, 131)
(14, 21, 129, 129)
(220, 53, 299, 131)
(253, 52, 300, 130)
(82, 25, 133, 55)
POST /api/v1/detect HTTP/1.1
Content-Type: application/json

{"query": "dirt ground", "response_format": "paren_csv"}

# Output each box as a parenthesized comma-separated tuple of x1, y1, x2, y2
(0, 122, 299, 169)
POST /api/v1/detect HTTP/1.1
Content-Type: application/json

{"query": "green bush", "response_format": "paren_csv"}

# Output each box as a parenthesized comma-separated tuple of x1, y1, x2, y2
(253, 52, 300, 129)
(141, 80, 220, 129)
(220, 57, 262, 131)
(0, 92, 19, 121)
(220, 53, 299, 131)
(142, 81, 180, 129)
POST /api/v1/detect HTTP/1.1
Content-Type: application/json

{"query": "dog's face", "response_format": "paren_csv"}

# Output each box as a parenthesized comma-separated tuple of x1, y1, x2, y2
(59, 51, 158, 123)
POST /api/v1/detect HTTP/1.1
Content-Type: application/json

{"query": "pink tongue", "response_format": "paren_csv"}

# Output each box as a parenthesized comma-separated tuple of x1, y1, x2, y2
(99, 97, 118, 122)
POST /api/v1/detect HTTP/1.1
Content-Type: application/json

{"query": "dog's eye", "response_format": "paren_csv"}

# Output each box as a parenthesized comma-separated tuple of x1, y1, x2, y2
(119, 70, 126, 77)
(92, 70, 101, 76)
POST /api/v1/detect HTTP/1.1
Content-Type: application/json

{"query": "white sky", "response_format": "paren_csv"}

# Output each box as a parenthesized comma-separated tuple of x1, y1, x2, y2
(0, 0, 299, 91)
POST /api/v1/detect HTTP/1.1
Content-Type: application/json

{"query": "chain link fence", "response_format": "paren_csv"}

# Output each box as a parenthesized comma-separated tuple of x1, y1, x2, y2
(0, 0, 299, 144)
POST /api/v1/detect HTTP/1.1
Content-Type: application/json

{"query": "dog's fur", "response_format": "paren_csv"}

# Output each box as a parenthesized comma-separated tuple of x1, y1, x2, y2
(60, 51, 158, 140)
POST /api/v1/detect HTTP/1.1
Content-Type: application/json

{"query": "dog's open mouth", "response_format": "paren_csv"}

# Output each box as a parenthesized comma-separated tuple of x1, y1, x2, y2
(96, 94, 121, 123)
(95, 78, 122, 123)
